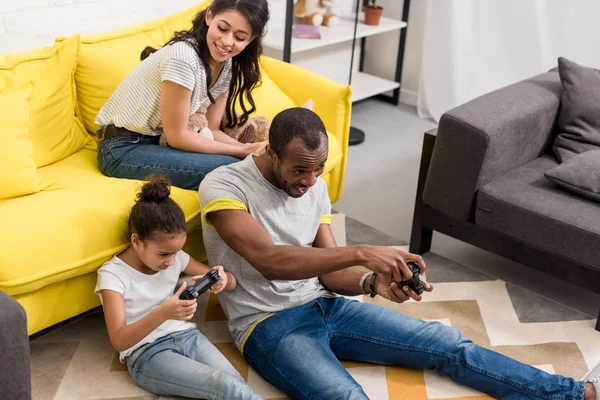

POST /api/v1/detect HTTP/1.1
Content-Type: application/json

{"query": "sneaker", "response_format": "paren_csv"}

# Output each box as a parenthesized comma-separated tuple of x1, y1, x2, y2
(584, 361, 600, 400)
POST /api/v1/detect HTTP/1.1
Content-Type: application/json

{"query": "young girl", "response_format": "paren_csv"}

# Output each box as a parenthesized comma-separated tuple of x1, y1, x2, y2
(95, 0, 270, 190)
(95, 176, 262, 399)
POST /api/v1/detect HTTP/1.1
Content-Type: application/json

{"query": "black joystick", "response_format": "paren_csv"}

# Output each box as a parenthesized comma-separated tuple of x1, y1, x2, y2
(399, 262, 426, 295)
(179, 269, 220, 300)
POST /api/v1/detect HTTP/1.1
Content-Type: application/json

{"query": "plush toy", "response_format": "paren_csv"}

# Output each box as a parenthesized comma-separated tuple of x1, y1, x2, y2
(159, 106, 214, 147)
(221, 113, 271, 144)
(160, 106, 271, 147)
(294, 0, 339, 27)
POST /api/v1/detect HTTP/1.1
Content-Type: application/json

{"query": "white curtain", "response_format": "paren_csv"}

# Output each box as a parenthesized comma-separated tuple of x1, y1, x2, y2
(417, 0, 600, 122)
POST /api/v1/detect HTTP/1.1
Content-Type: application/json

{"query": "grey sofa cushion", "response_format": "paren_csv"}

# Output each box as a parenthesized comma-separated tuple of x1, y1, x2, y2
(476, 155, 600, 271)
(545, 150, 600, 202)
(553, 57, 600, 162)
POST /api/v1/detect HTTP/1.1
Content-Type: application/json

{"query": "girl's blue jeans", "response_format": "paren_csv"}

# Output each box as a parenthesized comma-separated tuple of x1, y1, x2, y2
(97, 130, 238, 190)
(126, 328, 262, 400)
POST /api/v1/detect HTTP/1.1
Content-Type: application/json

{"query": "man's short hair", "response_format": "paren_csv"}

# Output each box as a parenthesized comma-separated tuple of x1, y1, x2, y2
(269, 108, 327, 158)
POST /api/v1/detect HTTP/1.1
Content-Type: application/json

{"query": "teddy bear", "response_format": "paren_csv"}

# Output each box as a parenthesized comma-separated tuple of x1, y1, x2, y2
(159, 106, 270, 147)
(294, 0, 339, 27)
(220, 113, 270, 144)
(159, 105, 214, 147)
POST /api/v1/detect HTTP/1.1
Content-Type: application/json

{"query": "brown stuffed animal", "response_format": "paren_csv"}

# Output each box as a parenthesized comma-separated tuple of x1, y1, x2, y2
(221, 113, 271, 144)
(159, 106, 213, 147)
(160, 106, 271, 147)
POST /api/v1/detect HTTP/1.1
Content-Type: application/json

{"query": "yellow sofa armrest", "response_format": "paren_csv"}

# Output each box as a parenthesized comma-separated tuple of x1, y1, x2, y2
(260, 56, 351, 202)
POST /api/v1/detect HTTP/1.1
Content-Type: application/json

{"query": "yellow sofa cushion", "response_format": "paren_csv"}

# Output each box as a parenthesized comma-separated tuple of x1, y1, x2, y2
(0, 83, 45, 199)
(0, 35, 90, 167)
(248, 61, 298, 121)
(325, 130, 343, 175)
(74, 1, 211, 135)
(0, 149, 202, 297)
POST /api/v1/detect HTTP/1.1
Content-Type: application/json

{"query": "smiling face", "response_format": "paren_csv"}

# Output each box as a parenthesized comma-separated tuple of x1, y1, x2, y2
(131, 232, 187, 274)
(269, 134, 329, 198)
(205, 9, 254, 64)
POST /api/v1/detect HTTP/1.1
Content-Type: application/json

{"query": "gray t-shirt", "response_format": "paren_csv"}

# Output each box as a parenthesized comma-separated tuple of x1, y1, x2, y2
(95, 40, 232, 135)
(199, 156, 336, 350)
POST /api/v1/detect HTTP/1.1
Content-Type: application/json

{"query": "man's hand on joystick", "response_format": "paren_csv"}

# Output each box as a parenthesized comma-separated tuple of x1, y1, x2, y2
(371, 261, 433, 304)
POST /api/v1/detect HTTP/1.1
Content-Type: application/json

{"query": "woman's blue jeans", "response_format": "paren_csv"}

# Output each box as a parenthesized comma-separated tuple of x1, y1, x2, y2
(243, 297, 585, 400)
(97, 132, 238, 190)
(126, 329, 262, 400)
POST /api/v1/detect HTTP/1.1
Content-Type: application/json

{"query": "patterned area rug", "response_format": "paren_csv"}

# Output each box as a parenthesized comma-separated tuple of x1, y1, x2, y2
(30, 214, 600, 399)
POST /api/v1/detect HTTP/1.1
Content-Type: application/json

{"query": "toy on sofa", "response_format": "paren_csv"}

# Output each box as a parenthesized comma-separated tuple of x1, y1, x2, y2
(159, 105, 213, 146)
(221, 112, 271, 144)
(159, 106, 271, 147)
(294, 0, 339, 27)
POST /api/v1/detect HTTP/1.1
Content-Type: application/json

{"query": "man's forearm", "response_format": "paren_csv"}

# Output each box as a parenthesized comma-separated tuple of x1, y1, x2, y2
(254, 245, 368, 280)
(319, 267, 373, 296)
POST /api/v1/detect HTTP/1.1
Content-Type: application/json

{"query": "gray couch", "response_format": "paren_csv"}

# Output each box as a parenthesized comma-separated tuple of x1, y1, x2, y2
(0, 291, 32, 399)
(409, 70, 600, 330)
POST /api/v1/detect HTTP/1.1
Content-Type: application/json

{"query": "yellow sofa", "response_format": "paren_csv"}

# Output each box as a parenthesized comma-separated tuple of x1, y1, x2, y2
(0, 1, 351, 335)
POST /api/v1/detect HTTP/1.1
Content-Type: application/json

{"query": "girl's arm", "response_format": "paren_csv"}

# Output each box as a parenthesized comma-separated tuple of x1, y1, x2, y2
(205, 93, 245, 147)
(160, 81, 253, 158)
(101, 285, 196, 352)
(184, 257, 237, 292)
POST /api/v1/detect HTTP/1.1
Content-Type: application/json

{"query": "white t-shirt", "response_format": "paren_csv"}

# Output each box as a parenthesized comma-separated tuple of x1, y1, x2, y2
(94, 250, 196, 361)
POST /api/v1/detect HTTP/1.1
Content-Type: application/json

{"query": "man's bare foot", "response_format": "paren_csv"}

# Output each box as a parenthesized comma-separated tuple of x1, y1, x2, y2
(584, 382, 596, 400)
(239, 125, 256, 143)
(584, 361, 599, 400)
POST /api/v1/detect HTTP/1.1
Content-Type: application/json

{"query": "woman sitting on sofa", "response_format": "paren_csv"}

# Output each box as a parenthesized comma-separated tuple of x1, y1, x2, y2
(95, 0, 269, 190)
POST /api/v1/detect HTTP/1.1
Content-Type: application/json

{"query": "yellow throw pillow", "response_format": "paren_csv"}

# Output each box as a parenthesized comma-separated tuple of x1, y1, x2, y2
(246, 61, 299, 121)
(0, 35, 90, 167)
(0, 83, 44, 199)
(74, 1, 212, 135)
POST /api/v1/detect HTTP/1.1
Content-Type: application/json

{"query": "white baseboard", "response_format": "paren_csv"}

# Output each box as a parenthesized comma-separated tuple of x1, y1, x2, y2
(400, 88, 418, 107)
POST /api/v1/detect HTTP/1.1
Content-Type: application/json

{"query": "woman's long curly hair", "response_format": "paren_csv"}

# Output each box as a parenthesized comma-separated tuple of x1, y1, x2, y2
(141, 0, 270, 128)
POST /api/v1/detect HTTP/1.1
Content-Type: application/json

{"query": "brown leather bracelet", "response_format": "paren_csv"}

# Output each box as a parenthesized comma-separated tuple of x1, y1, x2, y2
(369, 272, 378, 298)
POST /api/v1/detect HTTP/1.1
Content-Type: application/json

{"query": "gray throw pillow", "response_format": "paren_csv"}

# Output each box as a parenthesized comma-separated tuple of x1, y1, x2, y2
(545, 150, 600, 202)
(553, 57, 600, 162)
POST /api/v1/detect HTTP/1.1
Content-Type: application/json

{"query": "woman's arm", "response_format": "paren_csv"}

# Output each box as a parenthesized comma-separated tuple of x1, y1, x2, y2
(205, 93, 245, 147)
(101, 285, 195, 352)
(160, 81, 252, 158)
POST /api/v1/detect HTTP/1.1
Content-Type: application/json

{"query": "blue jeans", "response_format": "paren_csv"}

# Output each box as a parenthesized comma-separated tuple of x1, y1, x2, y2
(97, 131, 239, 190)
(126, 328, 262, 399)
(243, 297, 585, 400)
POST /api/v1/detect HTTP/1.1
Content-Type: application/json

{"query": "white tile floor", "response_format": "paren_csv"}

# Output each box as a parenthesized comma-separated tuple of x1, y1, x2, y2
(335, 99, 600, 318)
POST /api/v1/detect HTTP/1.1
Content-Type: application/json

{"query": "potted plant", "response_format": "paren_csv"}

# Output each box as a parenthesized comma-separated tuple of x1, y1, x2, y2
(364, 0, 383, 26)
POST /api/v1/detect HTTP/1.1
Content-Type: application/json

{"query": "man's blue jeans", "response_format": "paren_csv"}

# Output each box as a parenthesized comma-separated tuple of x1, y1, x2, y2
(97, 132, 239, 190)
(243, 297, 585, 400)
(126, 328, 262, 400)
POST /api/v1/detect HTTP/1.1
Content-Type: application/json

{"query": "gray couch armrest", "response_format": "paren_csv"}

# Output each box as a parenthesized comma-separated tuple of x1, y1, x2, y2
(0, 291, 31, 399)
(423, 72, 562, 221)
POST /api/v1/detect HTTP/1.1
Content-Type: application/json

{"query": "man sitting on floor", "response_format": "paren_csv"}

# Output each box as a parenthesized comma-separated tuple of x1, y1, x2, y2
(199, 107, 599, 400)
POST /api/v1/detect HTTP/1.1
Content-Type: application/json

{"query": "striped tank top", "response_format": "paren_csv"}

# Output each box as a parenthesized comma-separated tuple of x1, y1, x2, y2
(95, 40, 232, 136)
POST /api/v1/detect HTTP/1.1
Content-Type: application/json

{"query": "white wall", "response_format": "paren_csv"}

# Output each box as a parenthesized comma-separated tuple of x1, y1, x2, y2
(0, 0, 200, 55)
